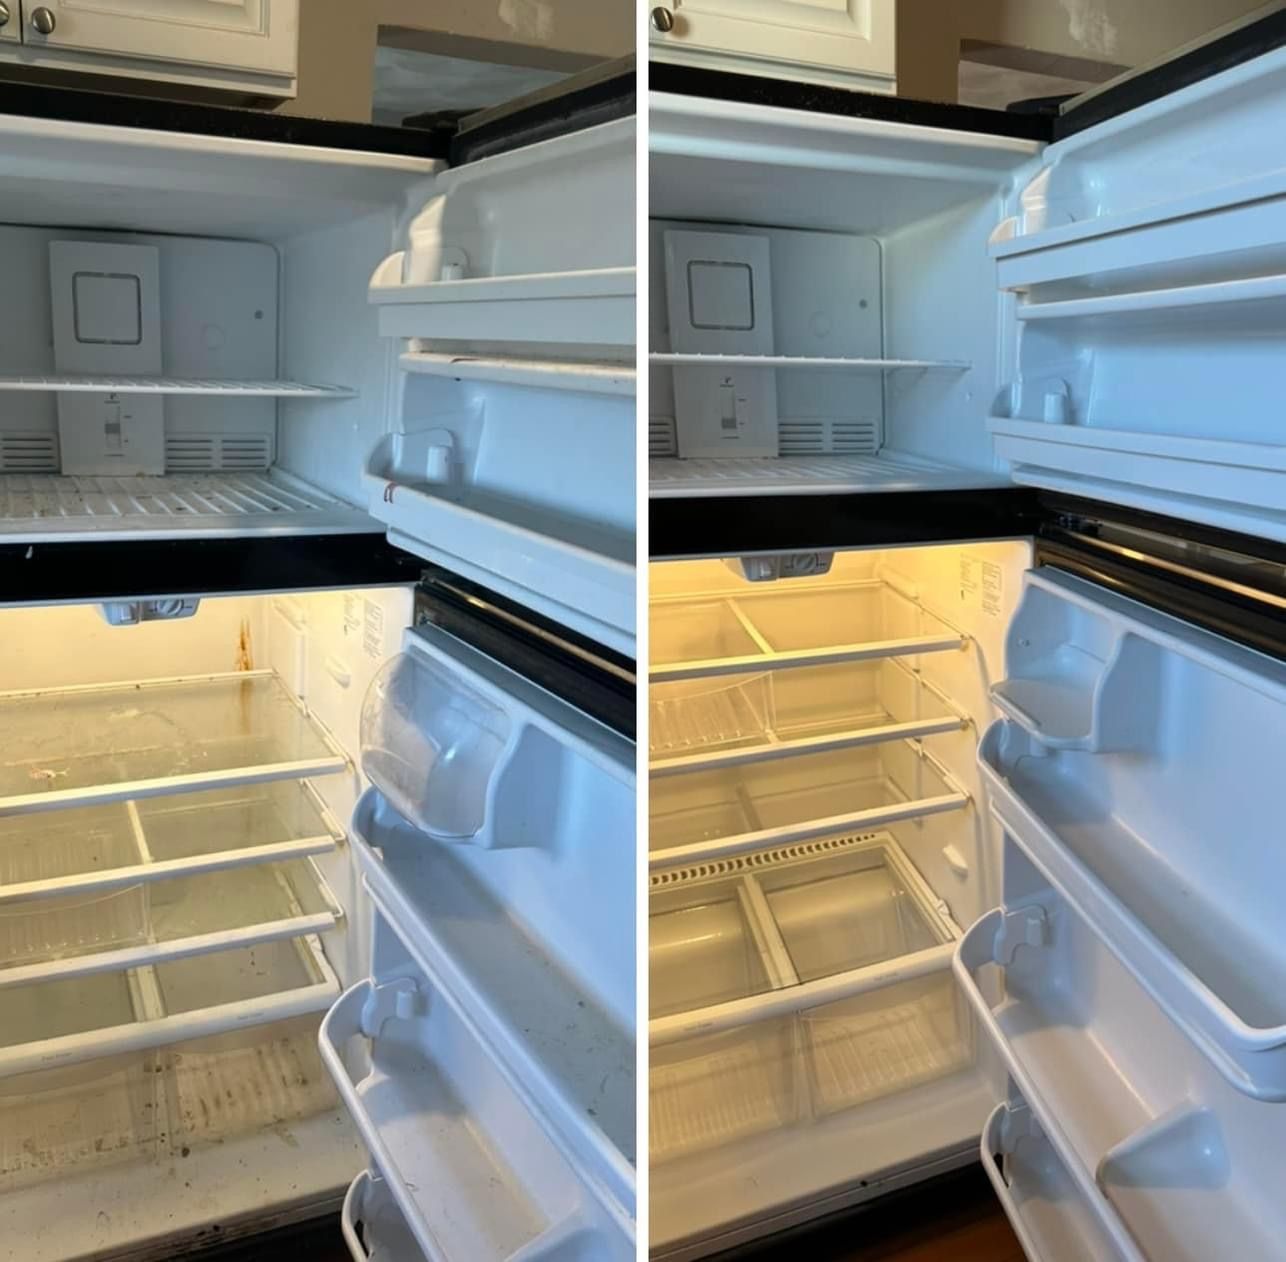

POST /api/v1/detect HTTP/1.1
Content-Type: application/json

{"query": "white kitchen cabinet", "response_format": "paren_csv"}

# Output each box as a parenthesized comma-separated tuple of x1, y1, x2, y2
(649, 0, 896, 92)
(2, 0, 298, 97)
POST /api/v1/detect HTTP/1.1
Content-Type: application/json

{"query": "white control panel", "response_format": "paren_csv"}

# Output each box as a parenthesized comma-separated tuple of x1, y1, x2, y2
(49, 240, 164, 475)
(664, 228, 779, 458)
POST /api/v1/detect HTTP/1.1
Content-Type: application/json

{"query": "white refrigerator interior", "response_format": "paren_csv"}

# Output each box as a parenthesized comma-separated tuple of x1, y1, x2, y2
(0, 97, 636, 1262)
(649, 48, 1286, 546)
(648, 546, 1286, 1262)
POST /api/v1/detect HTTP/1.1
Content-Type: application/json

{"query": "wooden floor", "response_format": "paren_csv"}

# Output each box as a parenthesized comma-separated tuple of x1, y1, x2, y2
(710, 1164, 1025, 1262)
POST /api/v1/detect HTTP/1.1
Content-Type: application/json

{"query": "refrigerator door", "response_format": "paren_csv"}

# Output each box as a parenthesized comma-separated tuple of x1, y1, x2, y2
(320, 576, 637, 1260)
(364, 72, 636, 658)
(960, 562, 1286, 1260)
(989, 42, 1286, 545)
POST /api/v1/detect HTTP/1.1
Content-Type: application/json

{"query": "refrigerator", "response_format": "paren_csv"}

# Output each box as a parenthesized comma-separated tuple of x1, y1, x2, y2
(0, 66, 636, 1262)
(647, 28, 1286, 1262)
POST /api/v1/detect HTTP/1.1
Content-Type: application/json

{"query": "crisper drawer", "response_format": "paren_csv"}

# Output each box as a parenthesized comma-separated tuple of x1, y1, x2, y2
(649, 737, 968, 868)
(955, 840, 1286, 1262)
(320, 914, 633, 1262)
(650, 833, 970, 1165)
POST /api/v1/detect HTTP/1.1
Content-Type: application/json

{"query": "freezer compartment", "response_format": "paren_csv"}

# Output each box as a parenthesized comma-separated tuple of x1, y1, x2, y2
(318, 923, 633, 1262)
(0, 858, 338, 986)
(0, 936, 337, 1079)
(0, 671, 346, 816)
(978, 570, 1286, 1098)
(955, 856, 1286, 1262)
(0, 1015, 338, 1195)
(651, 969, 968, 1166)
(982, 1095, 1134, 1262)
(650, 657, 965, 771)
(649, 739, 968, 868)
(650, 581, 963, 680)
(352, 788, 635, 1212)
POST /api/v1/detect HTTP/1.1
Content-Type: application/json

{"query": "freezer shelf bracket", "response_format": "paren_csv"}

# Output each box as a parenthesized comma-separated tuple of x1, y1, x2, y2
(360, 976, 423, 1037)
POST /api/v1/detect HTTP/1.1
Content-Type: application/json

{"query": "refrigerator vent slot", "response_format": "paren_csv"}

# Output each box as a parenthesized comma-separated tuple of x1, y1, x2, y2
(651, 832, 882, 888)
(0, 433, 58, 474)
(649, 415, 678, 457)
(779, 418, 879, 455)
(165, 434, 273, 472)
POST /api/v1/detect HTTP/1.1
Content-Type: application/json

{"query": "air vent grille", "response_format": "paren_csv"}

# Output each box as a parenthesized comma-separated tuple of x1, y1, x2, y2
(651, 832, 883, 888)
(166, 434, 273, 472)
(0, 432, 58, 473)
(778, 417, 879, 455)
(649, 416, 678, 458)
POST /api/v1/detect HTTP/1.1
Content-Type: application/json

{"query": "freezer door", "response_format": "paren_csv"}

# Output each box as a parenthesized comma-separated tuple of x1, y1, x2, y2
(960, 562, 1286, 1260)
(364, 69, 637, 658)
(320, 578, 637, 1258)
(989, 38, 1286, 546)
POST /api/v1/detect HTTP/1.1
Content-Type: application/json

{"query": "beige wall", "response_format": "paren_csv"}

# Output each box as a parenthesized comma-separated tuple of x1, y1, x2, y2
(897, 0, 1267, 102)
(280, 0, 634, 121)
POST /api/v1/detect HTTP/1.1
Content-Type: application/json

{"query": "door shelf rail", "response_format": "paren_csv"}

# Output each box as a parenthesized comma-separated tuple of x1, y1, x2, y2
(341, 1170, 423, 1262)
(649, 353, 970, 372)
(650, 579, 966, 682)
(650, 656, 967, 773)
(320, 969, 631, 1262)
(371, 264, 636, 348)
(0, 375, 354, 397)
(351, 787, 636, 1220)
(649, 739, 969, 871)
(982, 719, 1286, 1100)
(0, 934, 339, 1081)
(0, 856, 341, 990)
(0, 671, 348, 817)
(981, 1097, 1136, 1262)
(400, 351, 635, 396)
(0, 780, 343, 906)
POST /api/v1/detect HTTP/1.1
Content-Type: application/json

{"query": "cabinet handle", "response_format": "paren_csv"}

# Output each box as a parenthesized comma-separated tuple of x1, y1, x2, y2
(651, 6, 676, 32)
(30, 6, 56, 35)
(0, 3, 10, 30)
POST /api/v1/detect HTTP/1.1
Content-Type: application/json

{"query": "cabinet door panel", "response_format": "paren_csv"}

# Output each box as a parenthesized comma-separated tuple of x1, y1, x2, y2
(25, 0, 296, 76)
(653, 0, 894, 80)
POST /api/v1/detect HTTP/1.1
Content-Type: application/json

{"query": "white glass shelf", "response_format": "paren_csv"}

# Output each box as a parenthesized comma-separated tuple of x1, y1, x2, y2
(0, 471, 377, 540)
(0, 781, 341, 905)
(650, 581, 964, 682)
(0, 936, 338, 1080)
(650, 353, 969, 372)
(0, 672, 347, 817)
(0, 857, 339, 988)
(0, 376, 354, 397)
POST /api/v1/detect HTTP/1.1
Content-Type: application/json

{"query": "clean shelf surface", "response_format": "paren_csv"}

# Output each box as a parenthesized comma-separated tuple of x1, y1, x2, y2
(0, 781, 342, 903)
(0, 376, 354, 396)
(650, 581, 964, 681)
(0, 471, 378, 539)
(649, 740, 967, 869)
(399, 351, 635, 396)
(650, 657, 964, 773)
(0, 672, 346, 816)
